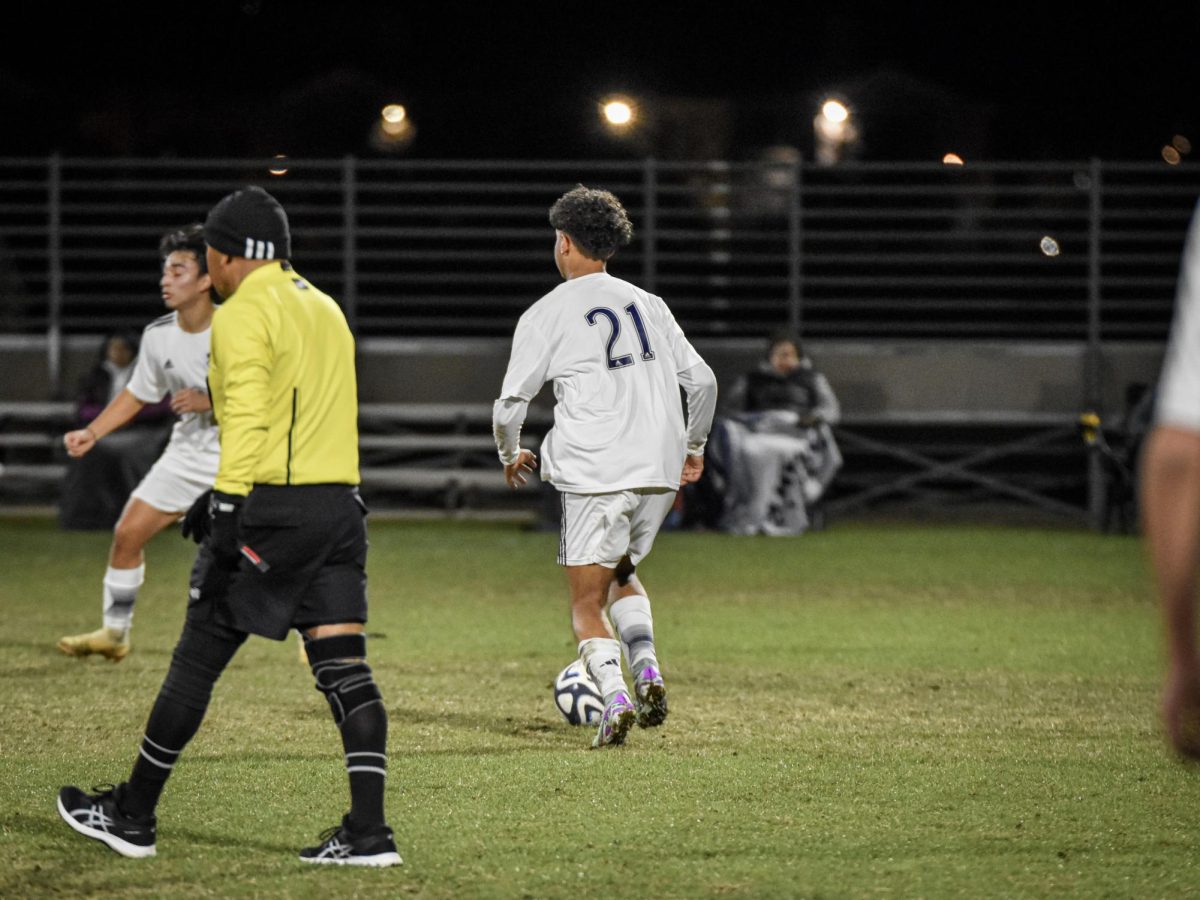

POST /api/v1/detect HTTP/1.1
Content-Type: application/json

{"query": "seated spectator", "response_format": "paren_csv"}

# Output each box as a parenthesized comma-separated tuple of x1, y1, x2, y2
(705, 333, 843, 535)
(58, 333, 171, 530)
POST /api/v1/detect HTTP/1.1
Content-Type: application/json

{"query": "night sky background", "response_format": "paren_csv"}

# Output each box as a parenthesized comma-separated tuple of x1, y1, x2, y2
(3, 2, 1198, 163)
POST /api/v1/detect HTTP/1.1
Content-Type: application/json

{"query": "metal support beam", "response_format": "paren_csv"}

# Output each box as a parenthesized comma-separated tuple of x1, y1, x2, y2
(829, 425, 1088, 521)
(787, 157, 803, 336)
(642, 157, 658, 293)
(342, 155, 358, 333)
(47, 154, 62, 397)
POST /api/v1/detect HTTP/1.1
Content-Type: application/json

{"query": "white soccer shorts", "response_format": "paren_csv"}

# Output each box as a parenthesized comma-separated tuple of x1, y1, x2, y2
(557, 488, 677, 568)
(130, 446, 217, 514)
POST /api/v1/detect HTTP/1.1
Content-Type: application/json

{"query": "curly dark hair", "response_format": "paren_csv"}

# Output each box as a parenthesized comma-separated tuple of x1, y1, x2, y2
(548, 185, 634, 260)
(159, 223, 208, 274)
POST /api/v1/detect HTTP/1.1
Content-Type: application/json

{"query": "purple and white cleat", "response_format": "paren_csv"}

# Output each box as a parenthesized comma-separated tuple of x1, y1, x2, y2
(592, 691, 636, 748)
(634, 665, 668, 728)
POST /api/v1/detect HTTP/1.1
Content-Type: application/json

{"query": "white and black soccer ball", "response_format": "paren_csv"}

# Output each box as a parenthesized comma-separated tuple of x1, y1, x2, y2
(554, 659, 604, 726)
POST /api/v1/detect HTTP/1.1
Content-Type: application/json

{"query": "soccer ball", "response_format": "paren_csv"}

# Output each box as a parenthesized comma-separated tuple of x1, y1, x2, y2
(553, 659, 604, 726)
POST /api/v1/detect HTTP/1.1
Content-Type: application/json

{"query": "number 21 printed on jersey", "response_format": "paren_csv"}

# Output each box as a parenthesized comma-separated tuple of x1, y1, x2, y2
(585, 303, 656, 370)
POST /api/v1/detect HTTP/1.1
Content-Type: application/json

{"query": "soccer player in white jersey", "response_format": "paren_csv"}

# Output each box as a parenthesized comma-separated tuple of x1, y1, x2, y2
(493, 186, 718, 748)
(57, 224, 220, 662)
(1144, 200, 1200, 759)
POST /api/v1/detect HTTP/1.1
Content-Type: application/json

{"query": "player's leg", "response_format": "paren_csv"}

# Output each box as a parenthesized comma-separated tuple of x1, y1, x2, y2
(606, 488, 677, 727)
(607, 566, 667, 726)
(57, 553, 247, 858)
(294, 488, 399, 866)
(300, 622, 401, 867)
(608, 565, 657, 671)
(569, 564, 637, 748)
(560, 491, 637, 747)
(56, 497, 179, 661)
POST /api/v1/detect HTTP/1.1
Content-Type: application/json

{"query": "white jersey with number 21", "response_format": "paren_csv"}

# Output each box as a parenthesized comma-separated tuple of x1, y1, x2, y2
(498, 271, 711, 494)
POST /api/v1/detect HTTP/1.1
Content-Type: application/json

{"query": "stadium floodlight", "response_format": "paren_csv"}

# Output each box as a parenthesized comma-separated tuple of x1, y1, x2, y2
(600, 96, 637, 132)
(814, 96, 857, 166)
(372, 105, 416, 152)
(820, 99, 849, 124)
(381, 104, 409, 137)
(605, 101, 633, 125)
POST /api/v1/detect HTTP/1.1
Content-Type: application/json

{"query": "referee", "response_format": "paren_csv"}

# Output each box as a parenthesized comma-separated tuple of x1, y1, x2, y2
(57, 186, 401, 867)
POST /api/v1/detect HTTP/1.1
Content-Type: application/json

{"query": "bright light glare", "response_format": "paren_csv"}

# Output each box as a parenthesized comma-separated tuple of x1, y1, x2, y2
(1163, 145, 1182, 165)
(821, 100, 849, 123)
(1040, 236, 1061, 257)
(942, 153, 964, 165)
(382, 104, 407, 124)
(1173, 134, 1192, 155)
(268, 154, 288, 176)
(604, 101, 634, 126)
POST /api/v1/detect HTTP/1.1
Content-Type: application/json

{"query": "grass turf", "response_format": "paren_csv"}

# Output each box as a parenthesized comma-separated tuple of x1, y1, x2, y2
(1, 518, 1196, 898)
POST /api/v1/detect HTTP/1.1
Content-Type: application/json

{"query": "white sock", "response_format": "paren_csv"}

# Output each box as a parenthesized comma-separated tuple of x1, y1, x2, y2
(578, 637, 628, 705)
(608, 594, 658, 674)
(102, 565, 144, 635)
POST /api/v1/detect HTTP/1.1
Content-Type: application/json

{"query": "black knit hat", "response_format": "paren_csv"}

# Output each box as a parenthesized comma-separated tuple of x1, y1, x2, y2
(204, 186, 291, 260)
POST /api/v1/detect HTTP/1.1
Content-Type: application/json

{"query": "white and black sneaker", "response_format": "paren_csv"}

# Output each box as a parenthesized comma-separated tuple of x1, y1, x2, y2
(299, 814, 402, 867)
(56, 784, 156, 859)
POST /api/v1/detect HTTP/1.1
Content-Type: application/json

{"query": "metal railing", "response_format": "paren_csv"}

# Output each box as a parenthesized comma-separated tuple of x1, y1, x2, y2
(1, 156, 1197, 366)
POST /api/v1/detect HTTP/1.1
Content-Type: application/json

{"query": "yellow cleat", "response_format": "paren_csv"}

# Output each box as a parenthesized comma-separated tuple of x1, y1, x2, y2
(57, 626, 131, 662)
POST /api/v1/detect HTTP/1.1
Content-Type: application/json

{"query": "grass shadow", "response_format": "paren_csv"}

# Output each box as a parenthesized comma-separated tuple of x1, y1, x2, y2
(1, 811, 295, 857)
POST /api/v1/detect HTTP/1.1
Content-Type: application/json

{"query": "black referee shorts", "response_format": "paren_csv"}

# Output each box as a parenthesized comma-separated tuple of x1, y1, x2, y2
(187, 484, 369, 640)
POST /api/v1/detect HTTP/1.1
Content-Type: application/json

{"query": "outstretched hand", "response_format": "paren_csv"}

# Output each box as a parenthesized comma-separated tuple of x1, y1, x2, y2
(504, 449, 538, 489)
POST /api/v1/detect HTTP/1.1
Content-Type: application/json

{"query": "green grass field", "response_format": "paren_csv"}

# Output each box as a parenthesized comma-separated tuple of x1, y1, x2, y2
(1, 517, 1197, 899)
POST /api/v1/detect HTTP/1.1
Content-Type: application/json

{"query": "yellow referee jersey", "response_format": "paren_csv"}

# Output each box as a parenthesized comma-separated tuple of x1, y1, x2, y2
(209, 262, 359, 495)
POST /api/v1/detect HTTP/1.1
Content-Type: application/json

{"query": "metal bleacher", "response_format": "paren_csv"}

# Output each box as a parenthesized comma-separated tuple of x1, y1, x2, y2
(1, 157, 1196, 520)
(0, 399, 548, 514)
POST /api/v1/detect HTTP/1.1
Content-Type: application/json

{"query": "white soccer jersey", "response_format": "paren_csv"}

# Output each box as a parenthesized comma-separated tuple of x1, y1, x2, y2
(1158, 201, 1200, 432)
(495, 271, 717, 493)
(126, 312, 220, 475)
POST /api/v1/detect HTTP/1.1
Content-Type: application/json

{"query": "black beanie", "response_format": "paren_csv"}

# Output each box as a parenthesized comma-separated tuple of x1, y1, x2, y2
(204, 186, 291, 260)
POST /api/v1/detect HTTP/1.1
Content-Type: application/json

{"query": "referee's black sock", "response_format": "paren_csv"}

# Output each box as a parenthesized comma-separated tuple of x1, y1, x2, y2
(306, 633, 389, 832)
(340, 700, 389, 832)
(122, 621, 245, 819)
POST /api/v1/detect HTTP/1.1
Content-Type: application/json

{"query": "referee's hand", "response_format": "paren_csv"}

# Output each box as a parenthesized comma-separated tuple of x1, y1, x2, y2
(504, 449, 538, 489)
(208, 490, 245, 564)
(181, 489, 213, 544)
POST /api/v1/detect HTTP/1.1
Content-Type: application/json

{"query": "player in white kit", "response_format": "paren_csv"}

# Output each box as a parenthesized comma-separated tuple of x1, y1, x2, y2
(493, 186, 718, 747)
(57, 224, 220, 662)
(1144, 200, 1200, 759)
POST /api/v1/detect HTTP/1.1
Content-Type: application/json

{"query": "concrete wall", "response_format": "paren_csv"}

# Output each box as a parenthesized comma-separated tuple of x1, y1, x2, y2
(355, 337, 1166, 419)
(2, 334, 1167, 419)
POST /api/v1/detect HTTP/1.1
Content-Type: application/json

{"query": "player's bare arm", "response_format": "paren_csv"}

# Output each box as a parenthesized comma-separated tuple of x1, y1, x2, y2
(63, 388, 146, 458)
(169, 387, 211, 415)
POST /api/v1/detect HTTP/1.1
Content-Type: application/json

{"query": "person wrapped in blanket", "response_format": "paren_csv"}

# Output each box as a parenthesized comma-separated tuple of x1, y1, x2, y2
(707, 332, 842, 535)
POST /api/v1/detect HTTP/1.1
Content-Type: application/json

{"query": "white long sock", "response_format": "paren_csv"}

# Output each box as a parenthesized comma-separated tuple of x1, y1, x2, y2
(102, 565, 144, 635)
(608, 594, 658, 674)
(578, 637, 628, 705)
